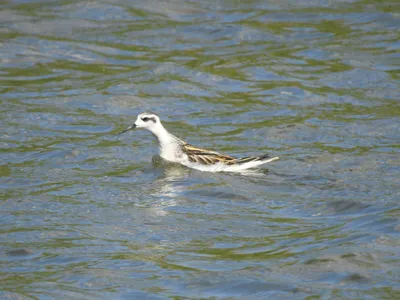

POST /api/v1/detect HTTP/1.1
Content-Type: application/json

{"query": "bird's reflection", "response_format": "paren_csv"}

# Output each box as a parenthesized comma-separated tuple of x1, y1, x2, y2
(143, 156, 190, 216)
(145, 155, 271, 216)
(151, 155, 191, 180)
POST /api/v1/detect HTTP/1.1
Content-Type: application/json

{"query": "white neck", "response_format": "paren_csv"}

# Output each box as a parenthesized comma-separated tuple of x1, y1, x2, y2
(147, 123, 180, 161)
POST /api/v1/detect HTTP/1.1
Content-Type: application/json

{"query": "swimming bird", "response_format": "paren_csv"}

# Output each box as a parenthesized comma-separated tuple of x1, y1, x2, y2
(118, 112, 279, 172)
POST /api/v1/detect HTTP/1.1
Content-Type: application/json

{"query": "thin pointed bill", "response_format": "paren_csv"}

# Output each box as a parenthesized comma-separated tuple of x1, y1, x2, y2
(117, 124, 136, 135)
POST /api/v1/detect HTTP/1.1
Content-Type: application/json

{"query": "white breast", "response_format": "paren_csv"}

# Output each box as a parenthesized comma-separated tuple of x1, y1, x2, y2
(157, 137, 187, 163)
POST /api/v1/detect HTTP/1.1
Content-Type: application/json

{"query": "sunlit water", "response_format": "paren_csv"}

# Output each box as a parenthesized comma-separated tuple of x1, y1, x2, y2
(1, 0, 399, 299)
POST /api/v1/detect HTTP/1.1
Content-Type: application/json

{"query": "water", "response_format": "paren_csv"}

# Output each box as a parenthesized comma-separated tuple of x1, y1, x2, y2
(1, 0, 399, 299)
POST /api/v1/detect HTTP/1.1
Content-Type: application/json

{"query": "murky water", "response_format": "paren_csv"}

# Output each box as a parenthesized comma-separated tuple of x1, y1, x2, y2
(1, 0, 399, 299)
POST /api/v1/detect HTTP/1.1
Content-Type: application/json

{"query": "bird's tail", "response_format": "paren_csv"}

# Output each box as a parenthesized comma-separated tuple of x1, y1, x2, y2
(229, 154, 279, 170)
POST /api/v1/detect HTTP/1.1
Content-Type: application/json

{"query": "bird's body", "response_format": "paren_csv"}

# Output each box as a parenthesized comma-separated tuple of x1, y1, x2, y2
(118, 112, 279, 172)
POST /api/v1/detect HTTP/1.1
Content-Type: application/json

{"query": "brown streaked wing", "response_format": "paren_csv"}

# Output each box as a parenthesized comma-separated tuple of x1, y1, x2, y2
(182, 143, 236, 165)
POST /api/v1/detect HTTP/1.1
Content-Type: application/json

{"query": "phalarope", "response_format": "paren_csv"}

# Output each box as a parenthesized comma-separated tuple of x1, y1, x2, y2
(118, 112, 279, 172)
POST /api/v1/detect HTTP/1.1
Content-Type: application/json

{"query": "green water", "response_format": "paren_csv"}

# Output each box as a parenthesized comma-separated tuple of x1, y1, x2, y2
(1, 0, 399, 299)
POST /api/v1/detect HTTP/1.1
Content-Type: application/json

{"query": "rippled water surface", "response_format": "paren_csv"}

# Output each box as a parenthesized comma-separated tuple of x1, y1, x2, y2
(1, 0, 400, 299)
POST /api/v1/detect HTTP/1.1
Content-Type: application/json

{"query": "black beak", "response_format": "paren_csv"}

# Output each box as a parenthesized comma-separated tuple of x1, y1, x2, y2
(117, 124, 136, 135)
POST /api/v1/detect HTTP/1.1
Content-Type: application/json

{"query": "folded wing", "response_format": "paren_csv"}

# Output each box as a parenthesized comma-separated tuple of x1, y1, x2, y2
(183, 143, 270, 166)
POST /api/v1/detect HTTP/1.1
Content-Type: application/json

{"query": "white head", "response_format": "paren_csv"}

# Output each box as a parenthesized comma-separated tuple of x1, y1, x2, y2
(118, 112, 164, 135)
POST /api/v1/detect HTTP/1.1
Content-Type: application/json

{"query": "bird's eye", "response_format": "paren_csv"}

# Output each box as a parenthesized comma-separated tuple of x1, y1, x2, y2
(142, 117, 149, 122)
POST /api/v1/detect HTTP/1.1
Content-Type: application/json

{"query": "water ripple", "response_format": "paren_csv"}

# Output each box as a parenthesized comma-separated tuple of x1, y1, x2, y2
(1, 0, 399, 299)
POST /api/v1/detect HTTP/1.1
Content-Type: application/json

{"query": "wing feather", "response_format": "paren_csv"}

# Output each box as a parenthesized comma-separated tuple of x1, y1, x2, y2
(182, 143, 236, 165)
(232, 154, 270, 164)
(182, 142, 271, 166)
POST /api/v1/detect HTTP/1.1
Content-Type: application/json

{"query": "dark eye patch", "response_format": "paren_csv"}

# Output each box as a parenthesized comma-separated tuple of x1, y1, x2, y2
(141, 116, 156, 123)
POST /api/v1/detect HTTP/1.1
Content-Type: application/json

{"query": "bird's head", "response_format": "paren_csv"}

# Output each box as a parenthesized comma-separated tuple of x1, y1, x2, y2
(118, 112, 161, 135)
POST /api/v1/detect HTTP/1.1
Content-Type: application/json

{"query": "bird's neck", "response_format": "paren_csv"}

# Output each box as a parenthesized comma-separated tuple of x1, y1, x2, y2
(149, 124, 180, 159)
(150, 124, 170, 144)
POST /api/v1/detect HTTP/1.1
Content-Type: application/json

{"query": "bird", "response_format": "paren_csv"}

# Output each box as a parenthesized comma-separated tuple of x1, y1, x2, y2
(118, 112, 279, 172)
